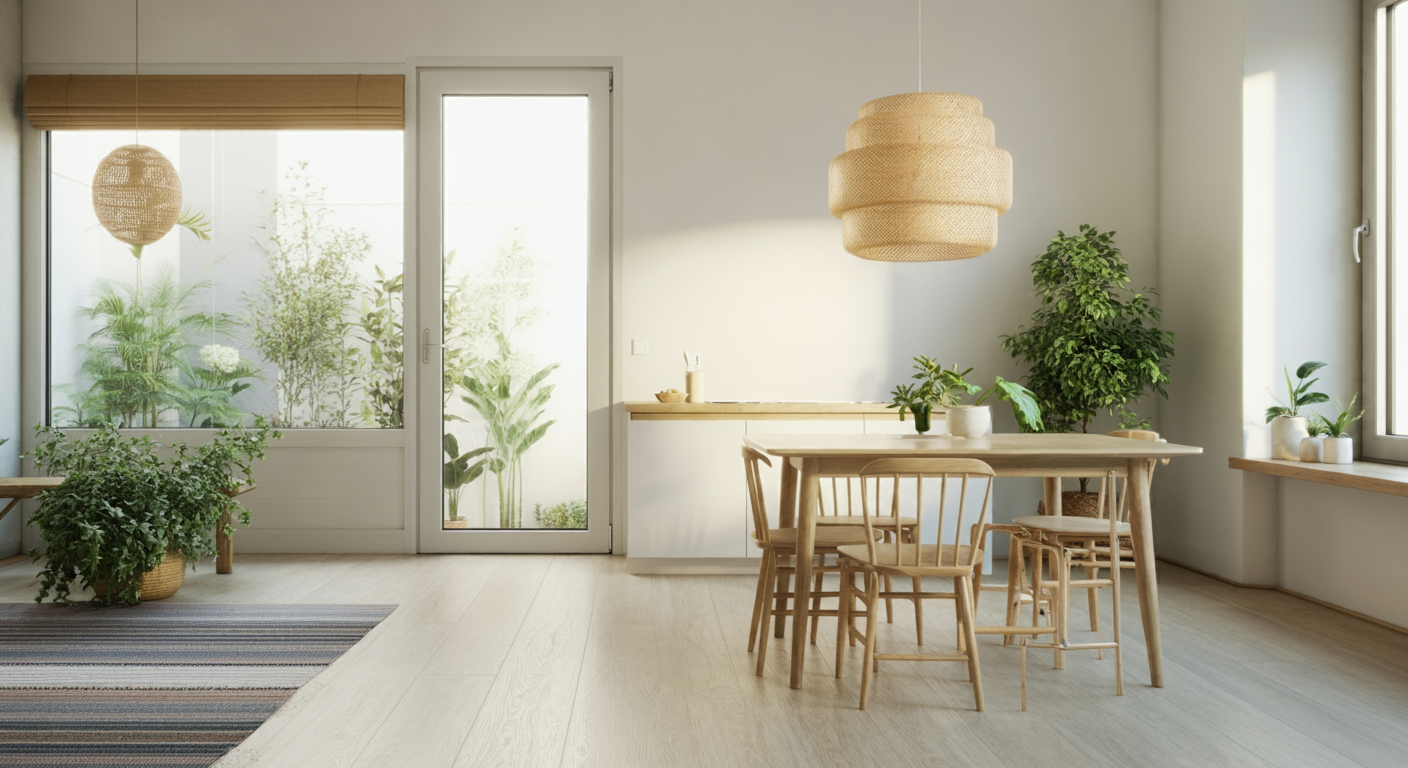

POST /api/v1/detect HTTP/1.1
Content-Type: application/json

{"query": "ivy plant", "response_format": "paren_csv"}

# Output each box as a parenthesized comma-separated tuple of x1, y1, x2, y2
(26, 420, 279, 605)
(1003, 225, 1174, 434)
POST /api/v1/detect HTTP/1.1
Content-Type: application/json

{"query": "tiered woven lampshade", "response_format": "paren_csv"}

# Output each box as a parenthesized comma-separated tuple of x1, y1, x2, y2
(92, 144, 182, 247)
(828, 92, 1012, 262)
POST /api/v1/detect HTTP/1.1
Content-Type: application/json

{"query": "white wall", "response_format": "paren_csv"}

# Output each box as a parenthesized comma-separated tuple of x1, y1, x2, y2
(0, 0, 20, 558)
(18, 0, 1162, 545)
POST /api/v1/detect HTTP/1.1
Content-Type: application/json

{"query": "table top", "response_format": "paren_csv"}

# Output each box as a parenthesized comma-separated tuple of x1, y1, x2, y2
(0, 477, 64, 498)
(743, 432, 1202, 459)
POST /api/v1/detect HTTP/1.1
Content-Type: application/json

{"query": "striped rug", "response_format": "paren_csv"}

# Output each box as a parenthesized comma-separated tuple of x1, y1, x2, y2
(0, 603, 395, 767)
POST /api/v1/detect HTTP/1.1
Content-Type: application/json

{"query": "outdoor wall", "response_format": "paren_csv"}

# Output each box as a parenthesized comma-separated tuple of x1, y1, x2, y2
(0, 0, 21, 559)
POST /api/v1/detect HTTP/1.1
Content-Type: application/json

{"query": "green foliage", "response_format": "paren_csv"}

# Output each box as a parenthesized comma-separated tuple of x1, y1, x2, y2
(442, 433, 492, 522)
(359, 266, 404, 428)
(1003, 225, 1174, 434)
(1313, 395, 1363, 438)
(63, 263, 234, 428)
(246, 163, 372, 427)
(26, 420, 279, 605)
(887, 357, 1043, 432)
(533, 499, 587, 529)
(460, 334, 557, 529)
(1265, 361, 1329, 422)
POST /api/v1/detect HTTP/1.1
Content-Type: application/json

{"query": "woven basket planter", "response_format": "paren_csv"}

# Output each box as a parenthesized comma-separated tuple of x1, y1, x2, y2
(94, 551, 187, 601)
(1036, 491, 1102, 518)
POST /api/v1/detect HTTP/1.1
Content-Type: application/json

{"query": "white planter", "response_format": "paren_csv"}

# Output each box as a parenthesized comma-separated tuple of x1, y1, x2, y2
(1323, 436, 1354, 464)
(947, 405, 991, 438)
(1270, 416, 1309, 461)
(1298, 436, 1325, 463)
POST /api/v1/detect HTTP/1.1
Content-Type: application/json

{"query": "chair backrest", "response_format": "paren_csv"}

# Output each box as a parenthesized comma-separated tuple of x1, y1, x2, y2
(816, 476, 877, 518)
(856, 458, 995, 572)
(1107, 429, 1159, 524)
(742, 446, 773, 543)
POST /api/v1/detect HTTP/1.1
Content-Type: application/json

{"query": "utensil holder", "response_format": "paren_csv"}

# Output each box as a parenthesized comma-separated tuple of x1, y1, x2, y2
(686, 371, 703, 403)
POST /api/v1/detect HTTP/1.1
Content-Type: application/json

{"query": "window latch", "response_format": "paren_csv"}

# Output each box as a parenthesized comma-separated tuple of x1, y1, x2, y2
(1354, 219, 1370, 264)
(419, 326, 442, 366)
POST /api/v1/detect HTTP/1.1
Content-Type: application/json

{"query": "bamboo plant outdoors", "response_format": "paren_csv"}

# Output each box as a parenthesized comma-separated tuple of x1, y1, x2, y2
(26, 420, 279, 605)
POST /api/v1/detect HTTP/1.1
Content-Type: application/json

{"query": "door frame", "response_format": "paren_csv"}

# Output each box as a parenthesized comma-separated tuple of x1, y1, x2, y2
(414, 64, 619, 553)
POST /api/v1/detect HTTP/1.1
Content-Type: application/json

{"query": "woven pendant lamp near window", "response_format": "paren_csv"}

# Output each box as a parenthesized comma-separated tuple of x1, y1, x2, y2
(828, 2, 1011, 262)
(92, 0, 182, 249)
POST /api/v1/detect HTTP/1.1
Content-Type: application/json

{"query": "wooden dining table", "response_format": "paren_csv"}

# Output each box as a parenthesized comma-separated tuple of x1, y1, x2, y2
(742, 432, 1202, 690)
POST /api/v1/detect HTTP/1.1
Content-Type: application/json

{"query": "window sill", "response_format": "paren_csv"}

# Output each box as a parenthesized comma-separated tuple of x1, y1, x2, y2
(1229, 457, 1408, 498)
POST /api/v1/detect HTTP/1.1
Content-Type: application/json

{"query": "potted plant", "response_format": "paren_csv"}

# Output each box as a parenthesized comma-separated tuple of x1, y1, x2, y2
(1314, 396, 1363, 465)
(1300, 417, 1328, 462)
(26, 420, 278, 605)
(443, 433, 492, 528)
(1265, 361, 1329, 461)
(888, 356, 1043, 436)
(1003, 225, 1174, 511)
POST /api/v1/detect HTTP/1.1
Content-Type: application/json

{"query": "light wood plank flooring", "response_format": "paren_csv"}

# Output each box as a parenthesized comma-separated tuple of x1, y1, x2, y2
(2, 554, 1406, 768)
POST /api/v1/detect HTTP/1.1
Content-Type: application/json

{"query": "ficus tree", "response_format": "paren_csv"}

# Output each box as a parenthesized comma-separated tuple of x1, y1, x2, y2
(1003, 225, 1174, 489)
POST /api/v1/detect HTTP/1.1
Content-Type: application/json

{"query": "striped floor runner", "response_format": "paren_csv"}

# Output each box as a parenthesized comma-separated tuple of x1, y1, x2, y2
(0, 603, 395, 767)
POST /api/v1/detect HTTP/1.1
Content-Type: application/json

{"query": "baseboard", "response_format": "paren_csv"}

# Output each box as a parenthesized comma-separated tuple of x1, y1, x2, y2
(1157, 556, 1408, 637)
(0, 553, 28, 569)
(625, 557, 756, 575)
(233, 529, 407, 554)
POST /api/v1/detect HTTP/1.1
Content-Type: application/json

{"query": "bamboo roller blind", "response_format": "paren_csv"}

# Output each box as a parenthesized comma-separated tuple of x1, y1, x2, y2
(24, 74, 404, 130)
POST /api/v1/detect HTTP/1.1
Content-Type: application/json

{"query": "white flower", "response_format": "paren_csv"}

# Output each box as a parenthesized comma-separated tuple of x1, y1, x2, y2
(200, 344, 241, 374)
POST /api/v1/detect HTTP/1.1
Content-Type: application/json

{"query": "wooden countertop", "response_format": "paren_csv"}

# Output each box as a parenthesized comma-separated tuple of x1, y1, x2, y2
(625, 401, 920, 420)
(1230, 456, 1408, 498)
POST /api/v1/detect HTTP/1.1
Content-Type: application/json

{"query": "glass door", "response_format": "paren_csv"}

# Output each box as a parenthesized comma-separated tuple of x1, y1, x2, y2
(417, 69, 611, 553)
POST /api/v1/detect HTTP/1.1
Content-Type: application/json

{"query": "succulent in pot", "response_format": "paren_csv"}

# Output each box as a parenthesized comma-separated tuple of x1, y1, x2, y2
(26, 420, 279, 605)
(1265, 361, 1330, 461)
(1313, 396, 1363, 465)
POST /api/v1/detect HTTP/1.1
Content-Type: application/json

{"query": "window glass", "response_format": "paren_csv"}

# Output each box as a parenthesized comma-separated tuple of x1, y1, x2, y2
(48, 130, 404, 428)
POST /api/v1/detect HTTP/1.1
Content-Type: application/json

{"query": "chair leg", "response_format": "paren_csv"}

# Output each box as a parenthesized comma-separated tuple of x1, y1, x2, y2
(1055, 548, 1070, 671)
(913, 576, 925, 646)
(809, 565, 824, 644)
(748, 552, 770, 653)
(859, 571, 881, 710)
(835, 562, 851, 678)
(772, 564, 790, 638)
(1087, 560, 1100, 632)
(883, 574, 895, 623)
(1020, 638, 1029, 712)
(1005, 533, 1022, 645)
(956, 575, 984, 712)
(756, 551, 778, 677)
(1113, 554, 1124, 696)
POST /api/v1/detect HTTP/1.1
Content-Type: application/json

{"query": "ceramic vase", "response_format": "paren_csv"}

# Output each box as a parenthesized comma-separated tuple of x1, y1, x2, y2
(1271, 415, 1309, 461)
(1323, 436, 1354, 464)
(1298, 436, 1325, 463)
(908, 403, 932, 434)
(947, 405, 991, 438)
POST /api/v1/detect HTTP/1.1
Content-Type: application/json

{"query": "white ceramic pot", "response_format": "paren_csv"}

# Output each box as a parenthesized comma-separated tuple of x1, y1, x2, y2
(947, 405, 991, 438)
(1323, 436, 1354, 465)
(1270, 416, 1309, 461)
(1298, 436, 1325, 463)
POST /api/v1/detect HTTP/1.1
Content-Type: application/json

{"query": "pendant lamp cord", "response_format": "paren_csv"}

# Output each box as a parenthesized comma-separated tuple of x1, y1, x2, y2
(134, 0, 140, 142)
(917, 0, 922, 92)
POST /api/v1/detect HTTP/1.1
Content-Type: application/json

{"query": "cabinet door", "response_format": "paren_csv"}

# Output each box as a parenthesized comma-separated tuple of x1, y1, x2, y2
(743, 419, 866, 558)
(627, 420, 745, 558)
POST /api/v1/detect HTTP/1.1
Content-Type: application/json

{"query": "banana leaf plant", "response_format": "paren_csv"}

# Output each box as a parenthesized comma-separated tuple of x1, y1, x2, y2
(442, 433, 492, 523)
(459, 334, 557, 529)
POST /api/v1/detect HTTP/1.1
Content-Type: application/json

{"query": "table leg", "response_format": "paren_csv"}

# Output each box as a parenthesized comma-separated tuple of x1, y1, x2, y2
(774, 458, 799, 638)
(0, 498, 19, 524)
(1043, 476, 1062, 516)
(789, 458, 820, 690)
(1126, 458, 1163, 687)
(216, 513, 234, 574)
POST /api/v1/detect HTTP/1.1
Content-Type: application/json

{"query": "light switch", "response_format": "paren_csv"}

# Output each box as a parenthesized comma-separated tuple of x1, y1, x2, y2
(632, 339, 650, 355)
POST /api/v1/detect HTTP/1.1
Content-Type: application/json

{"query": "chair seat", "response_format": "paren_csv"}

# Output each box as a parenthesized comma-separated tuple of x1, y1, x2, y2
(816, 514, 918, 528)
(1013, 515, 1131, 536)
(755, 526, 881, 549)
(834, 543, 977, 576)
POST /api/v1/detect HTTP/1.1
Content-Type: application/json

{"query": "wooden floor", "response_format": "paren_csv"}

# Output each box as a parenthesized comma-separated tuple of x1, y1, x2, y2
(2, 554, 1407, 768)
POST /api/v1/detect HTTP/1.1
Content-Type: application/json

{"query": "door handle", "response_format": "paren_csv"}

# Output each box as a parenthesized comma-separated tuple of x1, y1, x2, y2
(1354, 219, 1370, 264)
(422, 329, 446, 365)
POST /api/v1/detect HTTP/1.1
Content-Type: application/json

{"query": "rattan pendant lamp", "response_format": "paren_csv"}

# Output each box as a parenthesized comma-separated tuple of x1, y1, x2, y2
(92, 0, 181, 249)
(828, 1, 1012, 262)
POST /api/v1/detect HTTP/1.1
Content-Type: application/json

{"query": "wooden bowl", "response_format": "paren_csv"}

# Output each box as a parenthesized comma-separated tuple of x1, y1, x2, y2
(655, 391, 687, 403)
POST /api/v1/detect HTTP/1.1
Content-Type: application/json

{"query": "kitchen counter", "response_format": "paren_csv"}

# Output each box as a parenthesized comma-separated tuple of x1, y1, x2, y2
(625, 401, 926, 420)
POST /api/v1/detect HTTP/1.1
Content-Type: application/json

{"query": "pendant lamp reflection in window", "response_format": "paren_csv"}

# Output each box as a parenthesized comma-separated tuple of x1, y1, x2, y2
(827, 1, 1011, 262)
(92, 0, 181, 249)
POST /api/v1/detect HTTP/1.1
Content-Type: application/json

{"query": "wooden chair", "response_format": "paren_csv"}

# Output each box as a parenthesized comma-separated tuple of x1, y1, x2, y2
(744, 447, 881, 677)
(833, 458, 996, 710)
(813, 476, 921, 641)
(1012, 471, 1124, 710)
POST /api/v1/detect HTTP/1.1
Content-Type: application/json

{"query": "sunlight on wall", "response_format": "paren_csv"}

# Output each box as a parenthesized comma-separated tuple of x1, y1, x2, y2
(1242, 70, 1276, 457)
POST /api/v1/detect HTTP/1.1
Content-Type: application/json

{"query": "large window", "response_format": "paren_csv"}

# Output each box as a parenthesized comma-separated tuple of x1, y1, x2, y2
(47, 130, 404, 429)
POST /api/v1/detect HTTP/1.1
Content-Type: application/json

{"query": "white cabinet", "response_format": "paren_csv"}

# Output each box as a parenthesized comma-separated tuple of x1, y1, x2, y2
(626, 420, 745, 558)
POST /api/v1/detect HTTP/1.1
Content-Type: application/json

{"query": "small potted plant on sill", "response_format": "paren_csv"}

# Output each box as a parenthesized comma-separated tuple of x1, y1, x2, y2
(26, 420, 278, 605)
(1265, 361, 1330, 461)
(1299, 417, 1328, 462)
(1314, 396, 1363, 465)
(887, 356, 1043, 436)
